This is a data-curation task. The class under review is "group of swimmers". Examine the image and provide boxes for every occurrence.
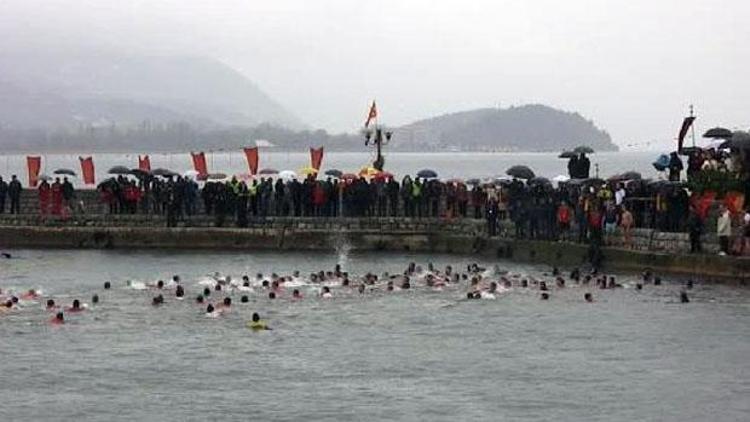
[1,262,694,328]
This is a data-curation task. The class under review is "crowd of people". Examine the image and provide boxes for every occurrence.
[0,260,694,327]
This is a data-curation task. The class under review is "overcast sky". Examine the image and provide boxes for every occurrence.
[1,0,748,148]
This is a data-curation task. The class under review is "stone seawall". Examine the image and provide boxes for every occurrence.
[0,218,745,283]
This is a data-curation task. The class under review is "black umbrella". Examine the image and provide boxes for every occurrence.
[573,145,594,154]
[129,168,151,178]
[506,165,535,179]
[721,131,750,149]
[703,127,733,139]
[528,177,551,186]
[97,177,117,189]
[558,151,577,159]
[200,172,227,181]
[582,177,605,187]
[151,168,178,177]
[324,169,343,178]
[108,165,131,175]
[609,171,642,181]
[417,169,438,179]
[53,168,76,176]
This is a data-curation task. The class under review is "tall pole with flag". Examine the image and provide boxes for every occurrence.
[363,100,392,171]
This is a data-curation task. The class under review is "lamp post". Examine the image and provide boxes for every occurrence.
[364,127,392,171]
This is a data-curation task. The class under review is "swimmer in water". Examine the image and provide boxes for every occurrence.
[635,283,643,290]
[539,281,548,291]
[50,312,64,325]
[92,294,99,305]
[584,293,593,302]
[358,284,365,294]
[104,281,111,289]
[541,292,550,300]
[46,299,56,310]
[269,292,276,300]
[22,289,39,300]
[196,295,204,304]
[247,312,271,330]
[175,285,185,298]
[401,277,410,290]
[67,299,84,312]
[321,286,333,299]
[152,295,164,306]
[241,295,249,303]
[203,287,211,297]
[292,289,302,300]
[386,281,394,291]
[223,297,232,308]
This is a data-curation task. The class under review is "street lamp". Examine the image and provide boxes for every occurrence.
[363,127,393,171]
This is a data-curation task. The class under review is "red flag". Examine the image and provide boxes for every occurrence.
[191,152,208,176]
[79,156,95,185]
[364,100,377,128]
[677,116,695,152]
[26,156,41,187]
[138,155,151,171]
[243,147,259,175]
[691,191,716,220]
[724,191,745,215]
[310,147,324,170]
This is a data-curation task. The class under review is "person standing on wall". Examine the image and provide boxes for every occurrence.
[0,176,7,213]
[717,204,732,256]
[8,175,21,214]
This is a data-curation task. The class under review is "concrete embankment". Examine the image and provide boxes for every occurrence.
[0,218,745,283]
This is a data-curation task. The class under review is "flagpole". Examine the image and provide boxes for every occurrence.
[689,104,696,148]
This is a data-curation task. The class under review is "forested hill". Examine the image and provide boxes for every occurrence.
[394,104,618,151]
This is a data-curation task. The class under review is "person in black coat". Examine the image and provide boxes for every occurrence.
[0,176,7,213]
[8,175,22,214]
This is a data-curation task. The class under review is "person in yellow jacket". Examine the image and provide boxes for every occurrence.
[247,312,271,331]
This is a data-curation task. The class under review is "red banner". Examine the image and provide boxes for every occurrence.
[27,156,41,187]
[138,155,151,171]
[79,156,95,185]
[310,147,324,170]
[191,151,208,176]
[244,147,259,175]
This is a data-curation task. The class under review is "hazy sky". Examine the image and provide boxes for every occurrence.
[1,0,748,148]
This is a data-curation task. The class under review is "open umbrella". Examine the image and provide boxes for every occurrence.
[558,151,577,159]
[108,165,131,175]
[203,173,227,181]
[609,171,642,181]
[324,169,343,178]
[129,168,151,179]
[466,178,481,186]
[299,167,319,177]
[53,168,76,176]
[258,168,278,175]
[152,168,178,177]
[528,177,551,187]
[573,145,594,154]
[38,174,52,182]
[720,131,750,149]
[417,169,438,179]
[703,127,733,139]
[506,165,535,179]
[279,170,297,180]
[652,154,670,171]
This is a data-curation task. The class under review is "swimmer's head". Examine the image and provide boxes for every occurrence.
[196,295,204,304]
[541,293,550,300]
[358,284,365,294]
[92,294,99,304]
[5,300,11,308]
[680,291,690,303]
[252,312,260,322]
[292,289,301,298]
[172,275,180,283]
[269,292,276,299]
[243,281,250,287]
[46,299,55,308]
[104,281,111,289]
[322,286,330,294]
[636,283,643,290]
[157,280,164,289]
[56,312,64,321]
[584,293,593,302]
[72,299,80,309]
[206,304,215,313]
[215,284,222,291]
[223,297,231,307]
[203,287,211,296]
[241,295,249,303]
[262,280,270,288]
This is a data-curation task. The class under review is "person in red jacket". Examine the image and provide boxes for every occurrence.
[556,201,572,241]
[587,204,604,246]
